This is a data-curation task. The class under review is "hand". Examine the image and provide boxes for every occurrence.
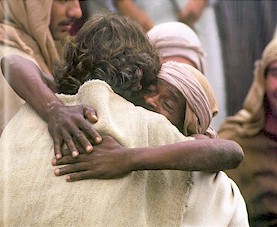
[52,136,133,181]
[178,0,207,27]
[47,102,102,159]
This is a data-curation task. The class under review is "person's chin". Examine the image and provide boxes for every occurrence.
[53,31,71,41]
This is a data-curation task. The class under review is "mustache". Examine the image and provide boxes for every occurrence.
[58,19,76,26]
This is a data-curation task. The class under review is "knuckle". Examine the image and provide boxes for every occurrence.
[64,136,72,143]
[76,132,83,139]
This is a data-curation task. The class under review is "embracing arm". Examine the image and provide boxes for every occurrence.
[53,136,244,181]
[1,55,58,121]
[1,55,102,158]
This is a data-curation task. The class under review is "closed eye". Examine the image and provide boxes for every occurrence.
[163,99,175,113]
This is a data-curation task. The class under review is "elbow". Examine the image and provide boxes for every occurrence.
[229,140,244,169]
[1,56,9,76]
[1,55,19,78]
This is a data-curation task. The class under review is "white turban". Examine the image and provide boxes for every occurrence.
[148,22,206,74]
[158,61,218,137]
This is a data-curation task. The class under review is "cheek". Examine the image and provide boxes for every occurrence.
[158,109,170,121]
[265,78,277,113]
[161,110,180,128]
[265,77,277,96]
[50,9,58,33]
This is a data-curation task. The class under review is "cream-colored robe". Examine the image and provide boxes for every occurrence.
[0,0,59,134]
[0,80,248,226]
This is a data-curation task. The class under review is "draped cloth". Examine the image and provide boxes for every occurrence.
[158,61,218,137]
[218,38,277,137]
[147,22,206,74]
[0,0,59,73]
[0,0,59,134]
[0,80,192,226]
[218,39,277,226]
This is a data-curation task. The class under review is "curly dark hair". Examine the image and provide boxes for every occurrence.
[54,12,161,102]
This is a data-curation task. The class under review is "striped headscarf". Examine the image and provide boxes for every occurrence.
[148,22,206,74]
[158,61,218,137]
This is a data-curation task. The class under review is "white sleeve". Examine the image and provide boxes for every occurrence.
[182,171,249,227]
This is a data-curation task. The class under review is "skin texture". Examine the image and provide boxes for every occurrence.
[141,79,186,132]
[50,0,82,40]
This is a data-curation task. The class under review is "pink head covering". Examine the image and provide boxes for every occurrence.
[158,61,218,137]
[147,22,206,74]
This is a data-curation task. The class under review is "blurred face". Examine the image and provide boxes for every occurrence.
[141,79,186,131]
[265,60,277,117]
[50,0,82,40]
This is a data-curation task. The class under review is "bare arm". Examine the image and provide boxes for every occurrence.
[114,0,154,31]
[178,0,207,27]
[1,55,102,158]
[53,136,244,181]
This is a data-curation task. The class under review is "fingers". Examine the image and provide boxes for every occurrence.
[61,128,79,158]
[83,105,98,123]
[66,171,99,182]
[53,136,63,159]
[82,105,102,145]
[72,128,93,153]
[80,123,102,145]
[54,162,89,176]
[52,154,87,166]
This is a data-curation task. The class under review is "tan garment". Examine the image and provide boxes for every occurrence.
[0,0,59,73]
[0,80,248,226]
[158,62,218,137]
[218,38,277,226]
[218,38,277,138]
[0,0,59,134]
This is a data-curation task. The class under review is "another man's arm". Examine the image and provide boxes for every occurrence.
[114,0,154,31]
[1,55,102,158]
[53,136,244,181]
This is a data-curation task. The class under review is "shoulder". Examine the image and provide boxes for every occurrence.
[0,45,39,67]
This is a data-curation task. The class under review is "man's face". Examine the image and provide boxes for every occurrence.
[50,0,82,40]
[141,79,186,131]
[265,60,277,117]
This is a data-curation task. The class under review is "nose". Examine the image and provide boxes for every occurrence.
[143,95,158,111]
[67,0,82,20]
